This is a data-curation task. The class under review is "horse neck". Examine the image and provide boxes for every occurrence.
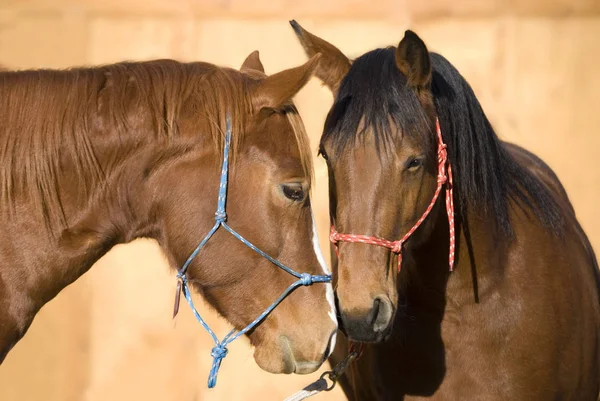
[0,110,210,360]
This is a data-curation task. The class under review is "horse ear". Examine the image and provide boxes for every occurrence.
[241,50,265,73]
[395,30,431,88]
[290,20,350,95]
[252,53,321,111]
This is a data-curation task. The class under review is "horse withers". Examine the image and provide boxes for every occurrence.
[292,20,600,400]
[0,50,337,383]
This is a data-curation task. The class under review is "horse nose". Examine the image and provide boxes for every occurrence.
[340,295,394,342]
[368,296,393,333]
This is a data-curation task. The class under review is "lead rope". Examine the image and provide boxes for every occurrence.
[283,348,360,401]
[173,114,332,388]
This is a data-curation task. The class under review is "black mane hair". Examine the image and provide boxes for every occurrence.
[322,47,432,157]
[322,47,563,236]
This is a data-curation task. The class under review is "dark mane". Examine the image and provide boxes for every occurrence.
[322,48,432,157]
[322,47,563,235]
[0,60,312,231]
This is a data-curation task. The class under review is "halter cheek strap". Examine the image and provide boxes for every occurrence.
[173,114,332,388]
[330,118,455,272]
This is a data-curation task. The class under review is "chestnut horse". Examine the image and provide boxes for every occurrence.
[0,51,338,384]
[291,21,600,400]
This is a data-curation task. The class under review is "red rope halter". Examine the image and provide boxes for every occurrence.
[330,118,455,272]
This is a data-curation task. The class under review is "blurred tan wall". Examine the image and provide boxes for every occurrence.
[0,1,598,400]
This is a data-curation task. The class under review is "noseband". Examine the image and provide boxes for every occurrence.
[330,118,455,272]
[173,115,332,388]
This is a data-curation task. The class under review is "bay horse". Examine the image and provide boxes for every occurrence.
[291,21,600,400]
[0,50,338,385]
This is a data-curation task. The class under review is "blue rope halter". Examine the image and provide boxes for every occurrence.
[173,114,332,388]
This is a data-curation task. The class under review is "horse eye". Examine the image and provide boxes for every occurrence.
[407,158,422,170]
[281,184,306,202]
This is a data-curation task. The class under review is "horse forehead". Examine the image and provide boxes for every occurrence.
[331,139,386,176]
[246,136,305,177]
[250,113,297,147]
[349,146,379,169]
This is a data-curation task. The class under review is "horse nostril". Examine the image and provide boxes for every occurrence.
[338,296,395,342]
[371,296,393,333]
[367,298,381,327]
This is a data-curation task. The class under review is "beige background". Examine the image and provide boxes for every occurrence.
[0,0,598,400]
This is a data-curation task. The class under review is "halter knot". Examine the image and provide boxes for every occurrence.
[214,211,227,222]
[211,345,229,359]
[437,143,448,162]
[329,228,339,244]
[207,345,229,388]
[390,241,403,254]
[300,273,313,286]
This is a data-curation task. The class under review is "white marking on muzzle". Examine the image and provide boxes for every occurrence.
[311,212,337,357]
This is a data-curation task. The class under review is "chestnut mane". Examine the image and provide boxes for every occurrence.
[0,60,313,230]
